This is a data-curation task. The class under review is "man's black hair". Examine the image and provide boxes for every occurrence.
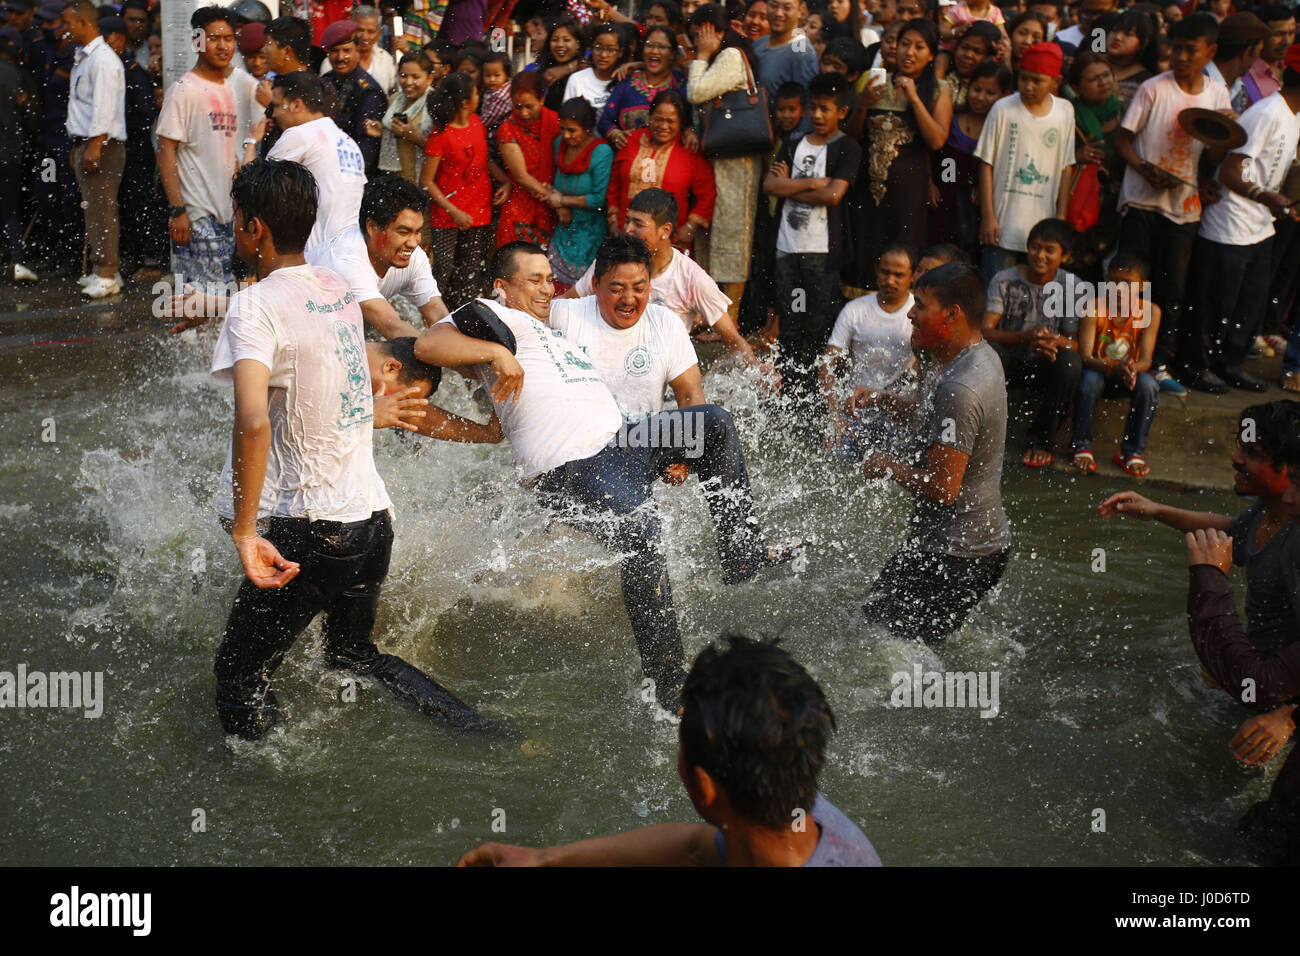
[1027,217,1075,253]
[679,635,834,830]
[913,261,985,323]
[824,35,870,74]
[266,15,311,64]
[1107,249,1148,278]
[360,174,428,234]
[808,69,850,107]
[273,70,334,115]
[774,80,808,104]
[1170,11,1219,44]
[380,337,442,392]
[919,243,971,268]
[231,159,318,254]
[490,240,547,284]
[191,4,233,31]
[592,233,652,284]
[1255,3,1297,27]
[879,242,917,270]
[1239,400,1300,468]
[627,187,678,229]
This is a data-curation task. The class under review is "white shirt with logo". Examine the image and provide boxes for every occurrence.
[210,264,392,522]
[548,297,698,422]
[268,116,367,253]
[307,226,441,308]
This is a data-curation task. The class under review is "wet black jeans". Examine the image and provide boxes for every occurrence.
[214,510,485,738]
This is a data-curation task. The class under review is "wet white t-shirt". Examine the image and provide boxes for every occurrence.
[307,227,441,308]
[827,292,916,390]
[268,117,367,253]
[572,248,732,330]
[155,71,239,224]
[1201,92,1300,245]
[440,300,622,479]
[210,264,392,523]
[1118,71,1230,224]
[548,297,698,421]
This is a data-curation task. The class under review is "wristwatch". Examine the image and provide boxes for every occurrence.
[168,204,186,218]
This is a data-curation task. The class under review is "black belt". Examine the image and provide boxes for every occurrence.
[267,510,388,533]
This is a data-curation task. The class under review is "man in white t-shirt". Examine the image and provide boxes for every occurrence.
[307,174,449,340]
[414,241,800,712]
[1185,60,1300,392]
[564,188,780,388]
[156,6,239,291]
[256,71,367,255]
[819,244,917,458]
[1113,14,1232,395]
[211,158,488,740]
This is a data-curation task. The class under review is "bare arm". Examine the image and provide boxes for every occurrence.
[414,322,525,404]
[501,141,552,199]
[359,298,423,340]
[457,823,724,867]
[668,365,706,409]
[419,296,450,326]
[1055,163,1075,219]
[1097,490,1231,531]
[867,442,970,505]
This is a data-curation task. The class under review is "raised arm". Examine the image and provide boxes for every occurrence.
[457,823,723,867]
[414,321,525,403]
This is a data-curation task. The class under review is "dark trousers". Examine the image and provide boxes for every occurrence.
[1183,235,1274,373]
[214,510,485,738]
[0,159,24,264]
[118,144,167,268]
[535,405,768,711]
[430,225,494,311]
[1114,208,1198,368]
[864,544,1010,643]
[999,347,1083,452]
[773,251,844,367]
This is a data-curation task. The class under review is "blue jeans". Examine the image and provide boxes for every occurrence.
[534,405,768,710]
[1072,369,1159,457]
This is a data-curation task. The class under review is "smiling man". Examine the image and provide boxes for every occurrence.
[319,19,386,177]
[307,174,449,340]
[854,262,1012,644]
[320,5,396,94]
[156,5,239,293]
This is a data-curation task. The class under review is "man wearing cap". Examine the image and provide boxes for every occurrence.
[320,19,386,177]
[64,0,126,299]
[229,22,267,149]
[1207,13,1270,115]
[1185,43,1300,393]
[0,22,37,282]
[156,5,239,293]
[101,14,164,280]
[320,5,395,95]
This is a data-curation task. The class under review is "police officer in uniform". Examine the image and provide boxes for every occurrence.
[27,0,81,274]
[319,20,385,177]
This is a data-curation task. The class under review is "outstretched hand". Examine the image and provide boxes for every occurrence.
[456,841,544,866]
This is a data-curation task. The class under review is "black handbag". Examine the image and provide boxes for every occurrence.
[700,53,773,159]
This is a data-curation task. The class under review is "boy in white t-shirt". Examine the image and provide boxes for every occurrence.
[211,159,488,740]
[156,6,240,293]
[820,244,917,458]
[1112,13,1231,395]
[974,41,1076,284]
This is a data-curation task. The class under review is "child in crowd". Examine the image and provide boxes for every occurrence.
[938,20,1001,105]
[821,35,871,110]
[454,44,486,87]
[763,71,862,380]
[975,41,1076,284]
[982,217,1083,467]
[941,0,1007,50]
[479,50,515,137]
[1106,8,1159,104]
[821,244,918,457]
[1071,252,1161,476]
[935,60,1013,254]
[1112,13,1229,396]
[420,72,494,310]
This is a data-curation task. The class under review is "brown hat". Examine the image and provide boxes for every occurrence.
[237,22,265,55]
[1216,12,1270,49]
[320,20,358,50]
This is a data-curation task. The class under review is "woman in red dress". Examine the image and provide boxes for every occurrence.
[493,71,562,247]
[606,89,715,251]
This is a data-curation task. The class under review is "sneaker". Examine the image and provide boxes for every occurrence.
[1153,366,1187,396]
[78,271,122,288]
[81,274,122,298]
[12,263,37,282]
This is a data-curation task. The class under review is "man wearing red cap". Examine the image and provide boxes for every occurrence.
[320,5,395,95]
[320,19,387,178]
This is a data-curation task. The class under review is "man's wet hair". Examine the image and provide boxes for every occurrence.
[360,173,428,234]
[231,159,318,254]
[490,240,547,284]
[1106,250,1148,278]
[1239,400,1300,468]
[191,4,233,31]
[378,337,442,392]
[274,71,336,116]
[1170,11,1219,44]
[775,80,808,105]
[627,187,678,229]
[1027,217,1075,253]
[266,15,311,63]
[808,70,851,107]
[592,233,652,284]
[913,262,985,322]
[679,635,834,830]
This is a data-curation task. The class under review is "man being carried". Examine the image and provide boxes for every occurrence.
[458,634,883,866]
[414,242,797,711]
[564,188,779,388]
[210,158,488,739]
[856,262,1013,643]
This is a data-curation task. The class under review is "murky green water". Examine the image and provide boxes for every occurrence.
[0,322,1274,865]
